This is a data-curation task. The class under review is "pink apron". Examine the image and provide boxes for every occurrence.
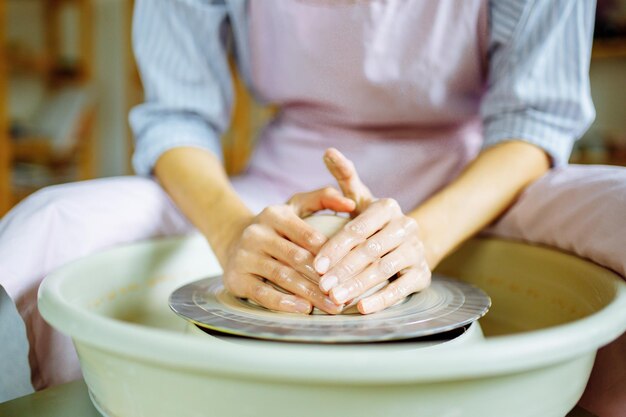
[238,0,488,213]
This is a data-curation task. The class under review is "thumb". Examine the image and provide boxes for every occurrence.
[323,148,373,212]
[287,187,356,218]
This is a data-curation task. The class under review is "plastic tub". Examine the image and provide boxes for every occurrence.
[38,235,626,417]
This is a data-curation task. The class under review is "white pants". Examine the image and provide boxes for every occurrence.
[0,165,625,415]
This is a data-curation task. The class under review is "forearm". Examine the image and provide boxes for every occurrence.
[154,147,253,265]
[410,141,550,268]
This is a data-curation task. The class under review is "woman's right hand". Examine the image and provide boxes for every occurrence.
[222,187,356,315]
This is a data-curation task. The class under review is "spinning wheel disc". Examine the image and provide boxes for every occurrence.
[169,275,491,343]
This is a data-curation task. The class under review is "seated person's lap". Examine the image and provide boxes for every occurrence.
[0,165,624,412]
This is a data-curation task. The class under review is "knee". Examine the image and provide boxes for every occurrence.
[560,164,626,187]
[15,184,82,219]
[577,165,626,208]
[534,165,626,204]
[11,177,155,219]
[4,178,132,229]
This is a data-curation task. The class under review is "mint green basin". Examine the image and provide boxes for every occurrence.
[38,234,626,417]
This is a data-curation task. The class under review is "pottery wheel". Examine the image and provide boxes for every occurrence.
[169,274,490,343]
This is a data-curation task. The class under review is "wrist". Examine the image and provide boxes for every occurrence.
[206,209,254,266]
[409,206,448,270]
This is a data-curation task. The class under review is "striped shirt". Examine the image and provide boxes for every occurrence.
[130,0,596,175]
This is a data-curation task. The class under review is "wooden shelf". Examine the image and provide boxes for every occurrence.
[12,138,54,162]
[592,38,626,59]
[0,0,10,214]
[1,0,95,214]
[6,52,50,77]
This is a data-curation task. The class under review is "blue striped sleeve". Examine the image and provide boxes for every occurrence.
[481,0,596,166]
[129,0,233,175]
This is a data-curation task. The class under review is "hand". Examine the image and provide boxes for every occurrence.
[223,187,355,314]
[316,148,432,314]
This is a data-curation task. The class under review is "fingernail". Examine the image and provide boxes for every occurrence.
[294,300,312,314]
[331,287,349,304]
[359,298,382,314]
[320,275,338,292]
[315,257,330,274]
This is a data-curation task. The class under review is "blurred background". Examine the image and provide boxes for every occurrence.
[0,0,625,216]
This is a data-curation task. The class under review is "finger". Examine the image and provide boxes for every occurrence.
[314,198,401,274]
[243,276,313,314]
[329,241,417,304]
[249,254,344,314]
[319,216,419,292]
[259,206,326,254]
[288,187,356,218]
[260,229,320,283]
[323,148,373,208]
[357,267,432,314]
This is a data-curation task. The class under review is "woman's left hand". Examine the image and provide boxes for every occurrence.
[314,148,432,314]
